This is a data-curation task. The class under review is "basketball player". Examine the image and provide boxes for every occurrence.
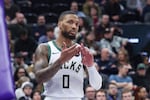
[34,11,102,100]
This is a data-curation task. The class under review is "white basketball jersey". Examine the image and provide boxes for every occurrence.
[43,40,84,98]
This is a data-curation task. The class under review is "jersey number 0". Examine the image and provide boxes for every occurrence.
[63,75,69,88]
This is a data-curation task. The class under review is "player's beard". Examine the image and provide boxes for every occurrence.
[62,31,76,40]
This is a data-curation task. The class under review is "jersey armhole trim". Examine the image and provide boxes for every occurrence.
[47,43,51,62]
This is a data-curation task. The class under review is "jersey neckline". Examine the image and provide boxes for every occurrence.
[52,40,61,51]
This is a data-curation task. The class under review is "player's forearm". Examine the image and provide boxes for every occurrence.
[87,66,102,90]
[35,59,62,84]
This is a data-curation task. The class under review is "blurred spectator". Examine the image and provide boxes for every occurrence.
[132,52,149,70]
[95,0,107,6]
[95,14,111,41]
[31,90,42,100]
[15,76,30,99]
[106,82,121,100]
[130,63,150,92]
[83,85,96,100]
[13,52,29,71]
[83,0,102,17]
[146,58,150,78]
[112,26,124,36]
[9,12,31,40]
[121,89,134,100]
[100,73,109,89]
[109,63,133,91]
[76,17,91,44]
[95,48,117,76]
[16,76,30,89]
[14,0,32,7]
[133,86,149,100]
[7,27,15,57]
[4,0,20,21]
[103,0,122,22]
[126,0,146,22]
[117,49,131,67]
[19,81,33,100]
[140,52,150,69]
[126,0,146,9]
[14,67,30,88]
[70,1,86,18]
[143,0,150,22]
[14,28,37,64]
[98,27,128,58]
[96,89,107,100]
[32,15,47,41]
[87,5,101,28]
[80,30,99,56]
[143,40,150,56]
[38,26,55,44]
[117,48,134,74]
[11,12,26,24]
[126,0,146,16]
[99,27,128,58]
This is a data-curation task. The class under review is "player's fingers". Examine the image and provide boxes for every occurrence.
[62,44,77,55]
[62,42,67,50]
[82,56,87,64]
[80,43,86,55]
[85,47,90,54]
[67,44,77,51]
[80,43,85,51]
[80,43,84,48]
[68,45,81,56]
[82,47,90,57]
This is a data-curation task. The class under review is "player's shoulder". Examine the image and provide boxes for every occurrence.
[38,43,48,48]
[36,42,51,53]
[38,40,54,47]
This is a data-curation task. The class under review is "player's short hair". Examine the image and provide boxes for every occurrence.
[58,10,77,22]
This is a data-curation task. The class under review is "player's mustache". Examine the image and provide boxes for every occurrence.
[69,30,76,33]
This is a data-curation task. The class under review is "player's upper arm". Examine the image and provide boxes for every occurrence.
[34,43,49,74]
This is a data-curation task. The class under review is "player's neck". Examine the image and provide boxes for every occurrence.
[56,37,74,49]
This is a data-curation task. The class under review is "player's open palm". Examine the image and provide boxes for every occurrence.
[59,42,81,64]
[81,44,94,67]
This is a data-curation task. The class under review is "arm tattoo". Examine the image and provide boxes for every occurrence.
[34,44,62,84]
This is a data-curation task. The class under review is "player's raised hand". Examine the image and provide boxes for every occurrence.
[81,43,94,67]
[59,42,81,64]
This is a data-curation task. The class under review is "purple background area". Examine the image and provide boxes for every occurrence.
[0,0,15,100]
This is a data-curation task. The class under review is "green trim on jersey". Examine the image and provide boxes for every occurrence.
[47,43,51,61]
[52,40,61,51]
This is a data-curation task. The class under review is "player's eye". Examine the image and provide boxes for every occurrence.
[76,22,79,27]
[67,20,73,24]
